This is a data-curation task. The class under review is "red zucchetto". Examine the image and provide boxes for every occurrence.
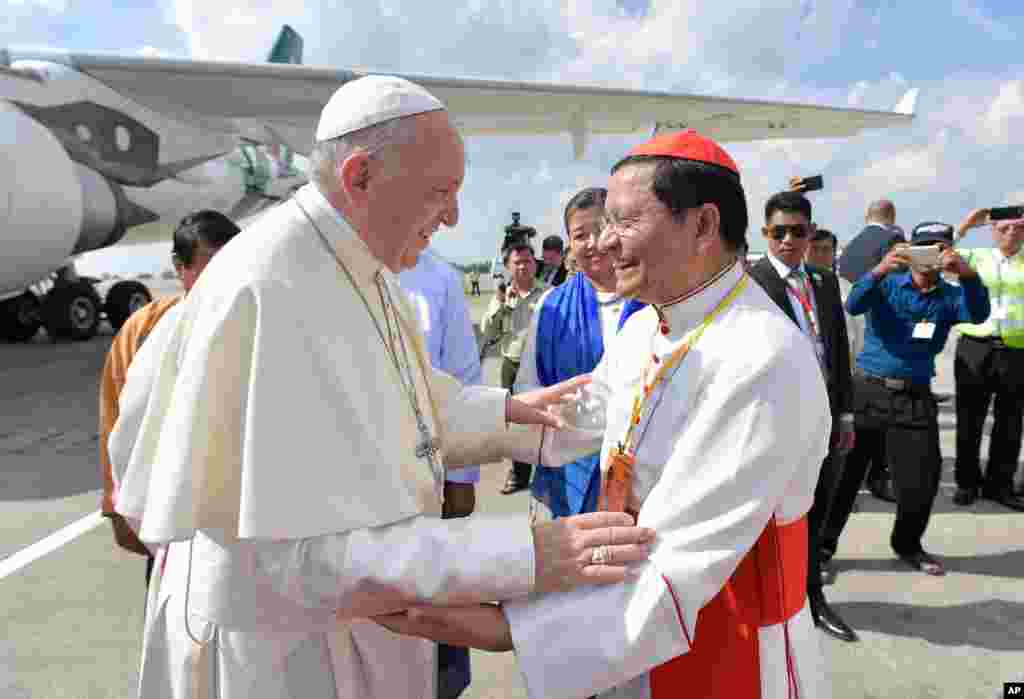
[626,129,739,176]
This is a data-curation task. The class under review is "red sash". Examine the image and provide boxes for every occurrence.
[650,515,807,699]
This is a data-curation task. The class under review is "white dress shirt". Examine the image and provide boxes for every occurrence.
[766,253,824,360]
[399,249,483,483]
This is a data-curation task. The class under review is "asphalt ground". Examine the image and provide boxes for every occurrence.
[1,287,1022,698]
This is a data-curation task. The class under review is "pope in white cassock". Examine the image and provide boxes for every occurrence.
[107,76,656,699]
[378,131,834,699]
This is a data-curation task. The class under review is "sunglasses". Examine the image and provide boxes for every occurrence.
[767,224,813,240]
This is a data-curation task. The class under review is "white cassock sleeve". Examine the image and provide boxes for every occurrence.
[502,341,832,699]
[250,514,536,620]
[243,360,542,621]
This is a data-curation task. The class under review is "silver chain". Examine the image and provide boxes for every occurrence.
[294,198,444,491]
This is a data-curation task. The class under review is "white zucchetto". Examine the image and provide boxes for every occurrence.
[315,75,446,142]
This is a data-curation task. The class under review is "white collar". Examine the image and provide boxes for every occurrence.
[766,251,805,281]
[655,260,743,341]
[296,184,386,287]
[992,247,1022,264]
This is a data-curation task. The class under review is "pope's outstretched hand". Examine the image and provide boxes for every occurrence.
[507,374,591,430]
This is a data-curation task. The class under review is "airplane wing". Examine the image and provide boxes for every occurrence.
[21,50,916,159]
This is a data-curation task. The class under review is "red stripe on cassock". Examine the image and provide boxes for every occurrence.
[649,516,807,699]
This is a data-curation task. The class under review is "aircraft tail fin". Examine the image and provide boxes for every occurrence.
[265,26,303,176]
[895,88,918,116]
[267,25,303,65]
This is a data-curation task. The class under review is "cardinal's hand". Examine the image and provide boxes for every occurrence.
[374,604,513,652]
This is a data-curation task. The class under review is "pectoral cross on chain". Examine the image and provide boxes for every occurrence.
[415,432,441,463]
[415,422,444,500]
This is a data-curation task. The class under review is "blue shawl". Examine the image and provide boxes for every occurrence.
[532,272,645,517]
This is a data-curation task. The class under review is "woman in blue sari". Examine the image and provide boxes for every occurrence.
[514,187,644,518]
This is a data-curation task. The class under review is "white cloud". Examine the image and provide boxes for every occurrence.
[142,0,1024,259]
[981,80,1024,146]
[845,131,949,197]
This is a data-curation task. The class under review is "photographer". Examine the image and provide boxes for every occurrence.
[951,209,1024,511]
[480,242,547,494]
[820,223,990,576]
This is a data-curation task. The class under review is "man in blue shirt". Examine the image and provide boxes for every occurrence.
[821,222,990,576]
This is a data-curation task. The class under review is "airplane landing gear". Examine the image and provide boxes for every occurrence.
[0,291,43,342]
[104,280,152,332]
[43,279,102,341]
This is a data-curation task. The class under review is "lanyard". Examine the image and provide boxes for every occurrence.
[601,270,748,514]
[620,272,749,457]
[785,272,819,340]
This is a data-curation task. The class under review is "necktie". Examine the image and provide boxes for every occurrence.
[787,269,825,367]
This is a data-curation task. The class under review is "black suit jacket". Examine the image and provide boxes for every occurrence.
[749,257,854,420]
[836,223,905,283]
[537,262,568,286]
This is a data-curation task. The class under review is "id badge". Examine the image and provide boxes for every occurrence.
[912,321,936,340]
[599,448,635,514]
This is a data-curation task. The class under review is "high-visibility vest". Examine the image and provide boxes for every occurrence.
[959,247,1024,348]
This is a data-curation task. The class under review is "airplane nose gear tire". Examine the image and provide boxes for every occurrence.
[0,291,43,342]
[104,280,153,331]
[43,281,102,341]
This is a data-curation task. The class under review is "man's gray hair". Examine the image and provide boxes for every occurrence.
[309,115,421,195]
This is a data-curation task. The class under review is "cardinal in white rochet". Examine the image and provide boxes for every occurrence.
[107,76,655,699]
[377,131,834,699]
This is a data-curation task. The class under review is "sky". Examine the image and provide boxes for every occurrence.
[4,0,1024,274]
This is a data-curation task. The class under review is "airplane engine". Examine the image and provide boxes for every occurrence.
[0,101,156,298]
[1,101,158,341]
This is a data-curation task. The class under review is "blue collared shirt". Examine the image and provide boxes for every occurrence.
[398,249,483,483]
[846,270,990,382]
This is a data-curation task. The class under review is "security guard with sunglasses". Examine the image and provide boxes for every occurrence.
[751,190,857,642]
[822,222,989,577]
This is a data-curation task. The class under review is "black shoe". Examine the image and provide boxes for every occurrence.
[819,560,837,586]
[952,487,978,506]
[982,489,1024,512]
[867,478,897,503]
[500,472,529,495]
[898,550,946,576]
[809,589,858,642]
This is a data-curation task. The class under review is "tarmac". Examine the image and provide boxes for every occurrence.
[1,285,1022,699]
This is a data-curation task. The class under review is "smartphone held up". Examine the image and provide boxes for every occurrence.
[989,205,1024,221]
[794,175,824,192]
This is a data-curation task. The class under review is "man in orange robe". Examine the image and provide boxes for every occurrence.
[98,210,240,582]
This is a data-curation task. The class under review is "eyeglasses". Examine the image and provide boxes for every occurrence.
[767,224,813,240]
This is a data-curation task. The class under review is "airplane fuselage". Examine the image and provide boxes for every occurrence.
[1,53,300,301]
